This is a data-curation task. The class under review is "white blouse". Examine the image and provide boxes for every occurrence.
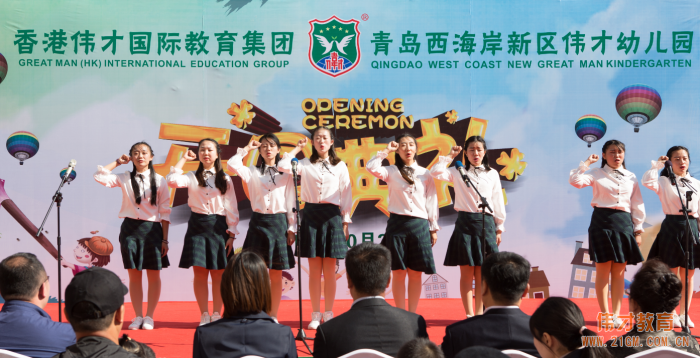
[165,167,240,235]
[366,151,440,231]
[227,148,297,232]
[94,167,171,223]
[430,156,506,233]
[277,153,353,223]
[569,162,646,232]
[642,160,700,219]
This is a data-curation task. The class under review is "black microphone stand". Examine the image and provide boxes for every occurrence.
[36,169,72,322]
[292,164,313,354]
[460,167,493,269]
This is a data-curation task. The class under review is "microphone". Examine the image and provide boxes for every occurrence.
[291,158,298,174]
[665,160,677,186]
[687,190,693,203]
[62,159,77,179]
[455,161,470,188]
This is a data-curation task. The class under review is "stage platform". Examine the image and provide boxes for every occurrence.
[30,299,700,357]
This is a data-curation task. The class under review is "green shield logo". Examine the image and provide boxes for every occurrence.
[308,16,361,77]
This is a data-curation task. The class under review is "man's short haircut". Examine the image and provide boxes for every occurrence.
[397,338,444,358]
[345,243,392,296]
[65,301,116,333]
[0,252,46,301]
[481,251,530,304]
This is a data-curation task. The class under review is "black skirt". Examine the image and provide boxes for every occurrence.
[588,207,643,265]
[298,203,348,259]
[178,213,229,270]
[380,214,436,274]
[648,215,700,269]
[119,218,170,270]
[242,212,296,270]
[444,212,498,267]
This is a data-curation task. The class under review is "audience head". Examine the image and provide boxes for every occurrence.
[119,334,156,358]
[481,251,530,306]
[628,258,682,315]
[397,338,444,358]
[454,346,508,358]
[345,243,392,298]
[530,297,611,358]
[221,251,271,317]
[64,267,128,343]
[0,252,50,308]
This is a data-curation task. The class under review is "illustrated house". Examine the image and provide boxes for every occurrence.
[423,273,449,299]
[568,241,597,298]
[527,266,550,299]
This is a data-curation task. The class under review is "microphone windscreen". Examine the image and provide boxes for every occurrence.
[455,161,464,168]
[69,159,77,167]
[291,158,299,163]
[665,160,673,169]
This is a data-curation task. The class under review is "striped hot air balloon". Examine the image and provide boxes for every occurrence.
[6,131,39,165]
[0,52,7,85]
[575,115,607,148]
[59,167,77,183]
[615,84,662,133]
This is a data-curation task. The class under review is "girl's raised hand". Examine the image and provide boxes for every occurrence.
[386,141,399,153]
[117,154,130,165]
[297,137,309,150]
[246,140,262,151]
[585,154,599,166]
[449,146,463,159]
[183,150,197,161]
[658,155,669,163]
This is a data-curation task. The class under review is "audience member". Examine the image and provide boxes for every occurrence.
[441,251,539,358]
[607,259,700,357]
[454,346,508,358]
[313,243,429,358]
[118,335,155,358]
[530,297,611,358]
[53,267,137,358]
[398,338,444,358]
[192,251,297,358]
[0,253,75,358]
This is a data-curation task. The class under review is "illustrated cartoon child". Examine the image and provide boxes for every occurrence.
[61,236,113,275]
[281,271,295,300]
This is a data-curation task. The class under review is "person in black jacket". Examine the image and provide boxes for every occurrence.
[441,251,539,358]
[192,251,297,358]
[313,243,429,358]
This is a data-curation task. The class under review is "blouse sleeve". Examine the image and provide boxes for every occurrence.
[278,152,304,175]
[630,176,646,233]
[285,173,298,233]
[641,160,665,193]
[93,165,121,188]
[366,151,390,182]
[165,167,191,189]
[491,171,506,233]
[425,174,440,232]
[227,148,253,183]
[569,161,594,189]
[338,162,353,224]
[430,155,455,182]
[224,177,240,235]
[157,177,172,222]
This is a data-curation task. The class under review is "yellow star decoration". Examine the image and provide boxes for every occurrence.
[327,27,330,31]
[227,99,256,129]
[496,148,527,180]
[445,110,458,124]
[333,25,336,29]
[346,30,349,33]
[320,30,323,33]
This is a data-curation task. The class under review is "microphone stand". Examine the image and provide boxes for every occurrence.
[36,170,72,322]
[292,164,312,354]
[460,168,493,268]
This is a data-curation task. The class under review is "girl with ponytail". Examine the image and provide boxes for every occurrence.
[94,141,171,330]
[366,133,440,313]
[166,138,239,326]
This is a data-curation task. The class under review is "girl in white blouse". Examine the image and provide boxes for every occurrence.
[569,139,645,328]
[366,134,439,313]
[643,146,699,328]
[430,135,505,317]
[278,126,352,329]
[228,133,296,321]
[94,141,171,331]
[167,138,238,326]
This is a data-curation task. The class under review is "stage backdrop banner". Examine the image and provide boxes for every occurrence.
[1,0,699,303]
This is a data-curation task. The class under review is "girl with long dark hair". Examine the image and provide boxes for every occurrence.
[366,134,439,312]
[94,141,171,330]
[228,133,296,321]
[167,138,239,326]
[642,145,700,327]
[569,139,645,328]
[278,126,352,329]
[430,135,504,317]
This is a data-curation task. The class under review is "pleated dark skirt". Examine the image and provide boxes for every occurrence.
[444,212,498,267]
[243,212,296,270]
[178,213,229,270]
[119,218,170,270]
[588,207,643,265]
[648,215,700,269]
[298,203,347,259]
[380,213,436,274]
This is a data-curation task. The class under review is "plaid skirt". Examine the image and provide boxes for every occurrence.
[588,207,643,265]
[242,212,295,270]
[380,214,436,274]
[178,213,228,270]
[648,215,700,269]
[298,203,348,259]
[444,212,498,267]
[119,218,170,270]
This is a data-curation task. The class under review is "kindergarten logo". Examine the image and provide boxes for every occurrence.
[308,16,360,77]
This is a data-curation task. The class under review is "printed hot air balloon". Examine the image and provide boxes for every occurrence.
[0,52,7,85]
[575,115,607,148]
[6,131,39,165]
[59,167,77,183]
[615,84,662,133]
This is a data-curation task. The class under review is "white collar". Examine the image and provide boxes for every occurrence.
[603,165,627,176]
[351,296,385,307]
[483,305,520,314]
[134,169,151,176]
[204,168,216,174]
